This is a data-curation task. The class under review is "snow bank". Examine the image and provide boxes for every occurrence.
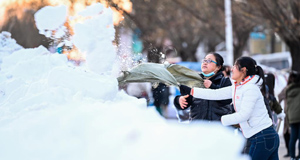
[0,3,248,160]
[0,31,23,53]
[0,31,23,68]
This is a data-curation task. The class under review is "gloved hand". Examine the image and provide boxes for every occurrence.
[277,112,285,119]
[179,85,192,95]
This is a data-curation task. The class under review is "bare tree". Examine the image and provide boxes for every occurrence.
[249,0,300,72]
[231,1,262,60]
[111,0,224,61]
[122,0,207,61]
[173,0,262,61]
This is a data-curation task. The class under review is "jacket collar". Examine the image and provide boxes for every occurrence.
[234,75,260,86]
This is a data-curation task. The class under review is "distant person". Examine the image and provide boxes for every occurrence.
[152,83,170,116]
[286,71,300,160]
[186,57,279,160]
[265,73,284,129]
[147,46,171,117]
[174,53,232,121]
[278,85,291,158]
[223,65,231,78]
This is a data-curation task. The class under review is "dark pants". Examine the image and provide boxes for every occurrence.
[284,131,290,155]
[289,122,300,158]
[248,126,279,160]
[243,138,251,154]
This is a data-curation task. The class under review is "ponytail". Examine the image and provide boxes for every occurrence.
[256,65,266,97]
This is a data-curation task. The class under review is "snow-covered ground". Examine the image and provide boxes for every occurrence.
[0,3,248,160]
[0,31,23,69]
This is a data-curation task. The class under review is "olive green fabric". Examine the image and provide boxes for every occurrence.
[117,63,179,87]
[164,63,204,88]
[117,63,204,88]
[269,98,282,114]
[286,83,300,124]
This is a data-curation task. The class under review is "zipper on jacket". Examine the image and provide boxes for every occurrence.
[233,85,244,134]
[208,101,210,120]
[233,86,237,112]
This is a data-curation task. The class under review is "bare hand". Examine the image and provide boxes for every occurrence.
[179,95,190,109]
[203,80,212,88]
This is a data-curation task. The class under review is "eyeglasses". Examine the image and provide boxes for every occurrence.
[202,59,217,64]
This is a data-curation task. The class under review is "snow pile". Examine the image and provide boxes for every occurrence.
[0,31,23,52]
[73,4,116,74]
[0,3,248,160]
[0,31,23,67]
[34,5,68,39]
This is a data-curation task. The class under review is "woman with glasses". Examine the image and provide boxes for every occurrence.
[173,52,233,121]
[186,57,279,160]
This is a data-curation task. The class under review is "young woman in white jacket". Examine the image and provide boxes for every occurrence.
[179,57,279,160]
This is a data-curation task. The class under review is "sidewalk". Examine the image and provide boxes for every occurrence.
[277,119,299,160]
[279,134,299,160]
[279,134,289,160]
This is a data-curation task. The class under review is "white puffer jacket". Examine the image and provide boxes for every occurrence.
[191,75,272,138]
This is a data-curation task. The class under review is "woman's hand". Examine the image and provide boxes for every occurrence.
[203,80,212,88]
[179,95,190,109]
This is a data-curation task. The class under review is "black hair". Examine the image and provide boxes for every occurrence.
[288,71,300,85]
[164,46,177,57]
[265,73,275,96]
[235,56,266,96]
[209,52,224,71]
[223,65,231,76]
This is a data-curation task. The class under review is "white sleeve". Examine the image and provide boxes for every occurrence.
[221,88,258,126]
[191,85,232,100]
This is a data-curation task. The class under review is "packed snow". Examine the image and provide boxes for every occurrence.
[0,3,248,160]
[0,31,23,68]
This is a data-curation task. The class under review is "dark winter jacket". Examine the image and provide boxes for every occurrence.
[174,71,233,121]
[286,83,300,124]
[153,83,169,107]
[265,85,282,114]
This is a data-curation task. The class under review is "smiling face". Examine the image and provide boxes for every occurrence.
[201,54,219,74]
[231,64,247,82]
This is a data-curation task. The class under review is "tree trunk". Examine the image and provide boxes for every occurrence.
[178,48,197,62]
[287,40,300,72]
[270,34,275,53]
[174,38,199,62]
[233,31,251,62]
[233,45,244,63]
[206,41,217,53]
